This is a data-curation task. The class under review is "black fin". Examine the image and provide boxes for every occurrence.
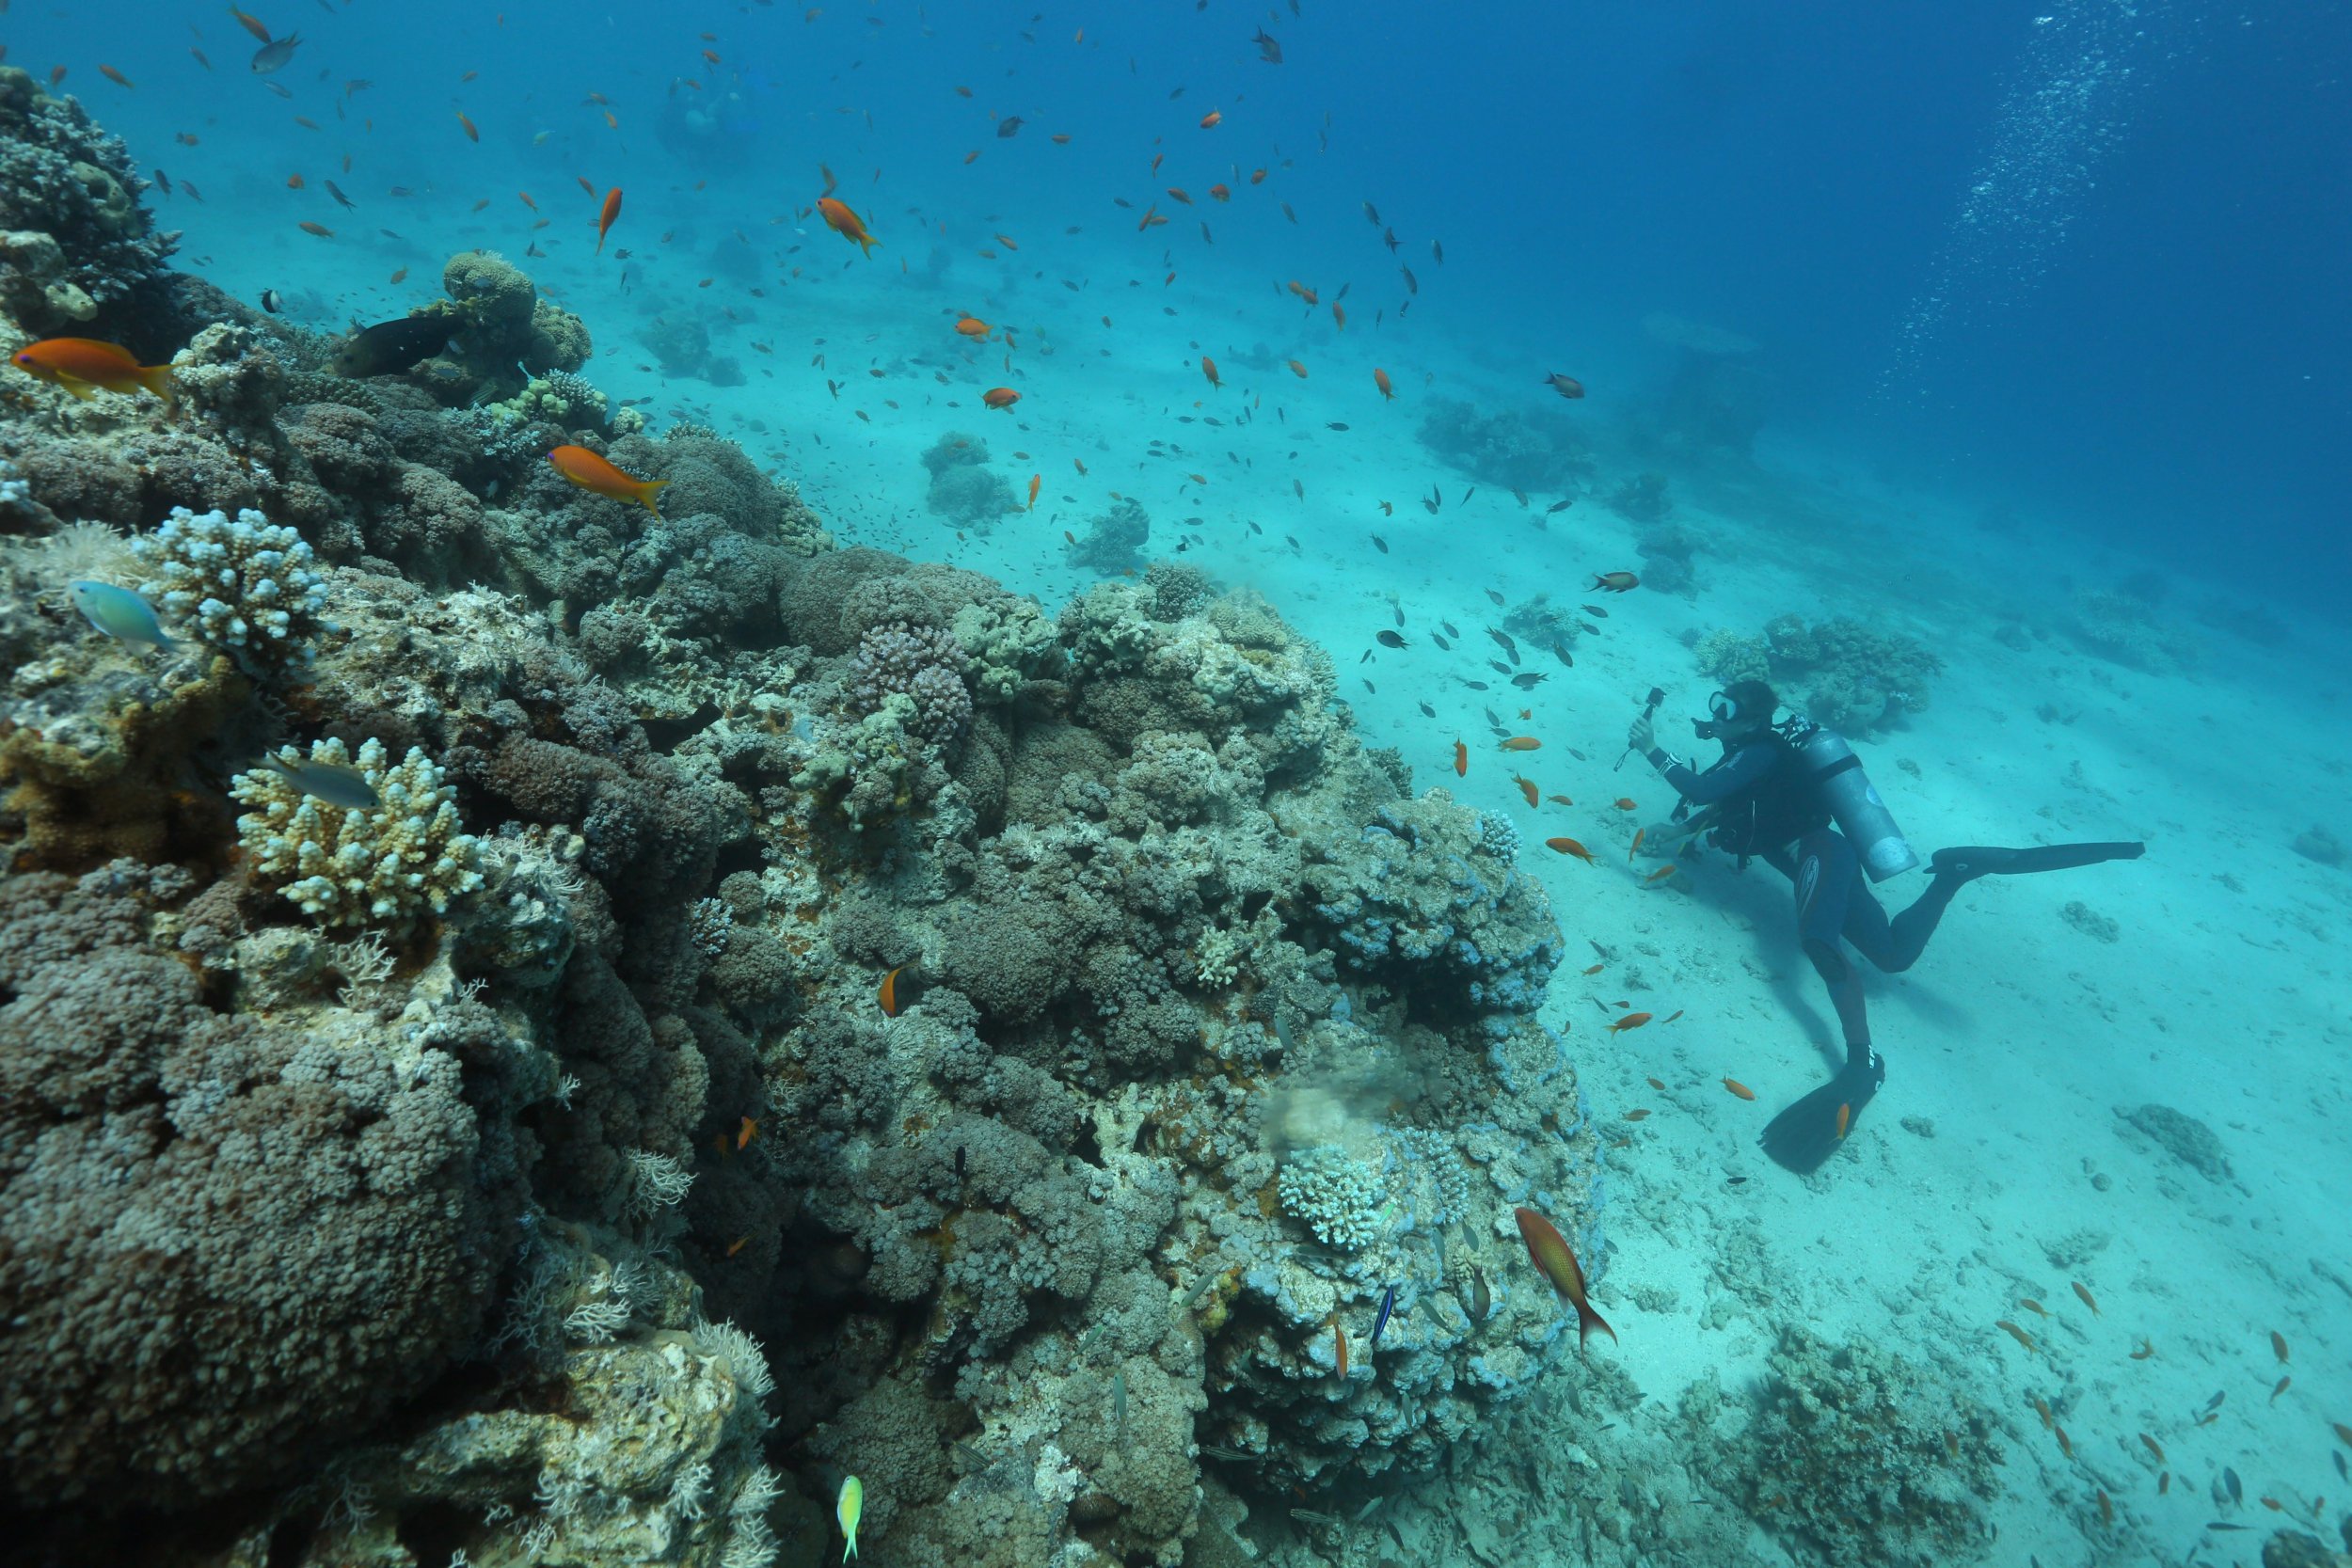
[1760,1051,1883,1176]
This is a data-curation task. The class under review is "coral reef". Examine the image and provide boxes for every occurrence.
[0,87,1619,1568]
[1606,469,1675,524]
[1695,613,1941,735]
[0,67,176,334]
[1069,495,1150,573]
[920,430,1020,531]
[2069,585,2201,673]
[1414,395,1593,493]
[1725,1326,2002,1568]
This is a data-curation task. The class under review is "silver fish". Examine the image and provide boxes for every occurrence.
[258,752,381,811]
[250,34,301,74]
[69,580,173,649]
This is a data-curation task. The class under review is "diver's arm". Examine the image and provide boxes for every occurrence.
[1645,740,1777,805]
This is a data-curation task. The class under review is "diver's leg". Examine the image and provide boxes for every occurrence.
[1790,830,1871,1049]
[1763,830,1885,1174]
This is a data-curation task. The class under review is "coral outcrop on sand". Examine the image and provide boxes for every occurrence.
[0,87,1622,1568]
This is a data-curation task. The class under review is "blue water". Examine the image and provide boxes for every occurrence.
[31,1,2347,605]
[14,1,2350,1560]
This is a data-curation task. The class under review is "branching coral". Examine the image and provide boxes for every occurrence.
[131,505,327,674]
[1277,1143,1389,1250]
[232,737,484,931]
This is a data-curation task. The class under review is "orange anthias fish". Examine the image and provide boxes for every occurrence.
[10,338,174,403]
[981,387,1021,409]
[1835,1101,1851,1140]
[548,444,666,518]
[1514,775,1538,807]
[1374,366,1394,401]
[596,186,623,253]
[1613,798,1638,811]
[1453,740,1468,777]
[455,109,479,142]
[1628,827,1645,862]
[1026,473,1041,511]
[1723,1077,1756,1101]
[954,315,992,340]
[1201,355,1221,388]
[818,195,880,255]
[1499,736,1540,752]
[2073,1281,2100,1315]
[230,6,273,43]
[1643,864,1677,884]
[1544,837,1595,864]
[1332,1319,1348,1377]
[736,1116,758,1149]
[1200,109,1222,129]
[1607,1012,1653,1033]
[1514,1207,1614,1353]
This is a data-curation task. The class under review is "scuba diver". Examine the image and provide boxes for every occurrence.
[1626,679,2144,1174]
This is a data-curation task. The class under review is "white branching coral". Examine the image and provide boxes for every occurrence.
[132,504,326,670]
[231,736,484,930]
[623,1149,694,1218]
[688,1318,777,1402]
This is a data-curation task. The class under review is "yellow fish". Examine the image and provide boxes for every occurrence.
[837,1474,862,1560]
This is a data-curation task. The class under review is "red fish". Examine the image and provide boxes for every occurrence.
[455,110,479,142]
[1514,775,1538,807]
[548,444,666,518]
[981,387,1021,410]
[1514,1207,1614,1352]
[1374,367,1394,401]
[11,338,173,403]
[1544,837,1595,863]
[596,186,622,253]
[1723,1077,1756,1101]
[1026,473,1041,511]
[1201,355,1220,388]
[1499,736,1540,752]
[1607,1012,1652,1033]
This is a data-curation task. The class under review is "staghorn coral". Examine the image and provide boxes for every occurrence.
[131,504,327,674]
[232,736,484,931]
[1277,1143,1390,1251]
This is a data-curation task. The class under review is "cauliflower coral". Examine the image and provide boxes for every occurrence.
[232,737,483,930]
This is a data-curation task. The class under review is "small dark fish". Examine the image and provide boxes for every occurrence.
[1418,702,1436,718]
[1359,649,1373,664]
[1391,604,1406,626]
[1440,621,1460,637]
[331,314,454,377]
[1401,264,1418,294]
[1485,589,1505,607]
[153,168,173,195]
[1362,679,1375,694]
[1487,659,1511,676]
[1582,605,1609,618]
[1252,27,1282,63]
[954,1144,968,1183]
[997,116,1024,137]
[250,34,300,73]
[1544,372,1585,399]
[1384,227,1399,251]
[1285,535,1301,552]
[2206,1522,2248,1531]
[1370,534,1388,554]
[1546,497,1574,515]
[1462,486,1476,505]
[1511,673,1545,689]
[1371,1284,1396,1349]
[1551,641,1575,668]
[1486,628,1516,655]
[1280,202,1296,223]
[1430,632,1450,650]
[1432,238,1444,263]
[1326,421,1349,431]
[1363,199,1381,226]
[1462,680,1489,691]
[1581,622,1602,636]
[2223,1466,2241,1503]
[1375,630,1406,649]
[259,288,284,313]
[324,179,354,210]
[258,752,380,810]
[1422,484,1440,515]
[1725,1175,1748,1185]
[1468,1266,1491,1321]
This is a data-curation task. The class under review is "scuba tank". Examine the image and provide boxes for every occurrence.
[1775,714,1919,881]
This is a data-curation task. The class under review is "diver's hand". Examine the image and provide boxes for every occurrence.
[1627,714,1656,753]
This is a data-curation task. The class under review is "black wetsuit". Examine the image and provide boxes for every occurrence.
[1655,736,1964,1053]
